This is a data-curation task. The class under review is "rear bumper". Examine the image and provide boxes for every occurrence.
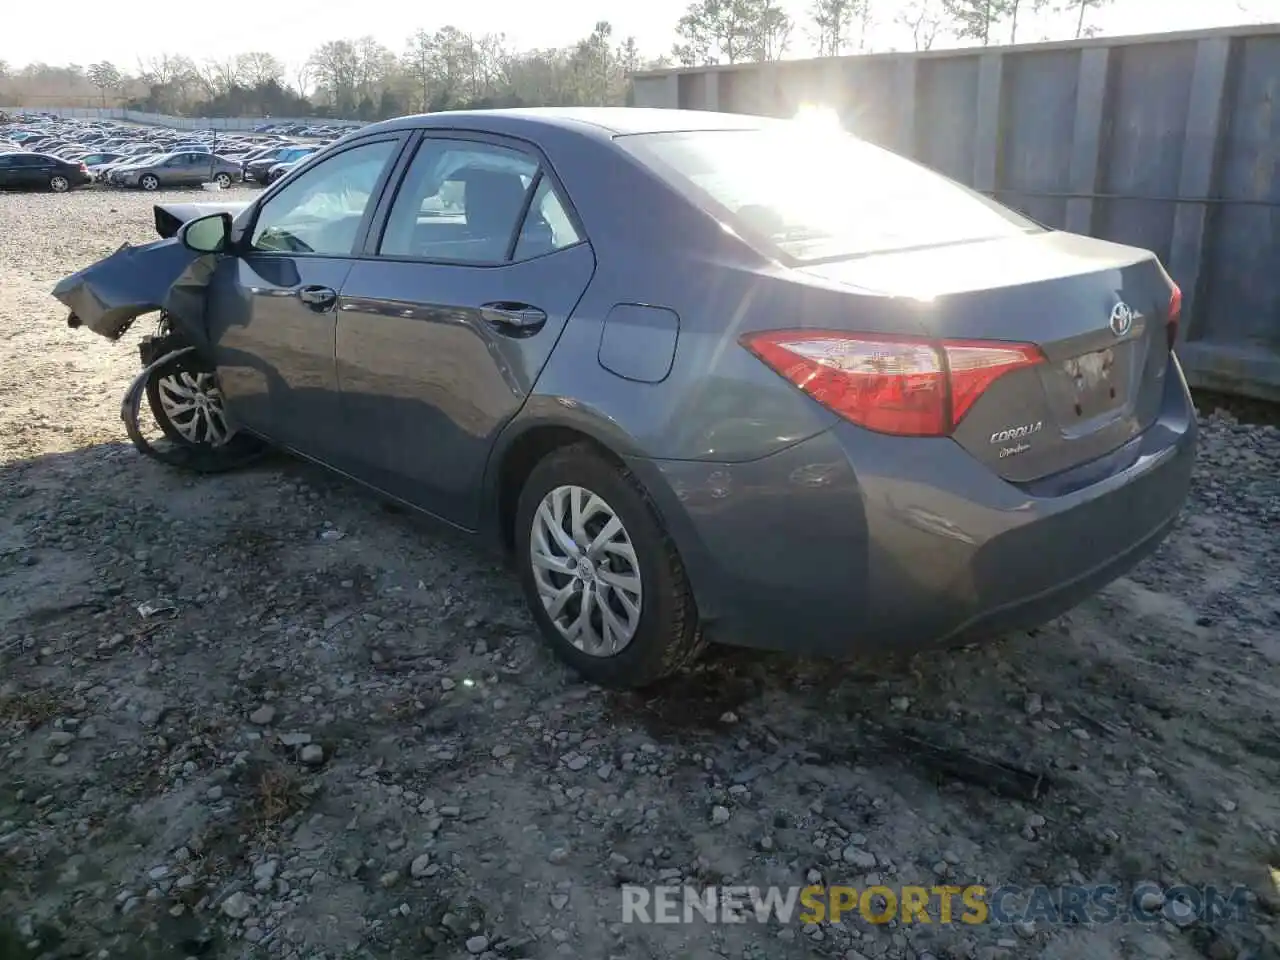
[635,356,1197,657]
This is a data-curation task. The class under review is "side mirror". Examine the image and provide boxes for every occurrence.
[178,212,232,254]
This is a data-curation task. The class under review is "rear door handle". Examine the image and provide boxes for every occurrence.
[481,301,547,333]
[297,285,338,310]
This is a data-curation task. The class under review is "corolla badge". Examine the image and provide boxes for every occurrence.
[990,421,1042,444]
[1109,301,1134,337]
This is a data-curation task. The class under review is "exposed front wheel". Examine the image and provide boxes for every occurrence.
[140,174,159,191]
[49,175,70,192]
[514,444,703,688]
[214,172,232,189]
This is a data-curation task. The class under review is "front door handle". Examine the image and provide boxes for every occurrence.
[297,285,337,311]
[481,301,547,333]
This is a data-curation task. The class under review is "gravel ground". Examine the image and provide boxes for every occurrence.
[2,186,1279,960]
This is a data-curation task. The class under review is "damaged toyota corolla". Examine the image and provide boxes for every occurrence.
[51,107,1197,689]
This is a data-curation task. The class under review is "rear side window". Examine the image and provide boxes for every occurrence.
[618,128,1040,262]
[379,137,580,264]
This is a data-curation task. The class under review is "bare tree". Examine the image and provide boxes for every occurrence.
[756,0,793,60]
[942,0,1010,45]
[1006,0,1047,42]
[87,61,122,106]
[236,52,285,88]
[1059,0,1113,38]
[810,0,861,57]
[896,0,945,50]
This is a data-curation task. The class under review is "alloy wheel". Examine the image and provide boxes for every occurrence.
[141,175,159,191]
[214,173,231,188]
[154,371,236,447]
[49,176,69,192]
[530,484,643,657]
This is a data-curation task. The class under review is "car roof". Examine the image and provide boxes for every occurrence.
[360,107,783,140]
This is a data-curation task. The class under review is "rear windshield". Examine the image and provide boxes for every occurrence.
[618,128,1040,262]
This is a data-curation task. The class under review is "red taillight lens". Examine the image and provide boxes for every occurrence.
[740,331,1044,437]
[1167,283,1182,349]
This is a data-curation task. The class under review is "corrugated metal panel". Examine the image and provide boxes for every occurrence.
[1200,34,1280,352]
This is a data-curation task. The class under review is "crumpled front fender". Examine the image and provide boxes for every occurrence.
[50,238,219,345]
[50,199,251,346]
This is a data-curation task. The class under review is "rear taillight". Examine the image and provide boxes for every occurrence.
[740,331,1044,437]
[1167,283,1182,349]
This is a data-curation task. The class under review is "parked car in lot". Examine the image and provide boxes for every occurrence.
[102,154,168,185]
[114,152,243,190]
[0,152,91,192]
[243,145,317,183]
[53,107,1197,687]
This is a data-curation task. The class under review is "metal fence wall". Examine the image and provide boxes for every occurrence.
[633,25,1280,402]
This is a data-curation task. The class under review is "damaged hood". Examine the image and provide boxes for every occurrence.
[50,200,241,343]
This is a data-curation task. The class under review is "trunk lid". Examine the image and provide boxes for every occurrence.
[798,231,1177,483]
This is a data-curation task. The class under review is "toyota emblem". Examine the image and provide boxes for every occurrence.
[1109,301,1134,337]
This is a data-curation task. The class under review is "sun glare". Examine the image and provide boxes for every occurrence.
[792,104,843,132]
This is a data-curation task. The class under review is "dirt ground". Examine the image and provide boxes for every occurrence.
[1,186,1278,960]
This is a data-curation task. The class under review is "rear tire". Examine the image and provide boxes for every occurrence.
[514,444,704,689]
[49,175,70,193]
[214,172,232,189]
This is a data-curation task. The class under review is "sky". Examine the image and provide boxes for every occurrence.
[2,0,1278,73]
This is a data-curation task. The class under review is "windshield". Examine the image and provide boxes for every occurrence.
[618,127,1040,262]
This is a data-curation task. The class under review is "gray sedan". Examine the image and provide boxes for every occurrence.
[59,107,1196,689]
[115,151,242,190]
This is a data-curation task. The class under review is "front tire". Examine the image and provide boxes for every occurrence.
[143,347,257,459]
[49,175,70,192]
[140,174,159,191]
[514,444,703,689]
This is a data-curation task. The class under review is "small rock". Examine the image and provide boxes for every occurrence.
[249,705,276,725]
[1025,693,1043,716]
[550,893,569,911]
[50,752,69,766]
[841,847,877,869]
[465,935,489,954]
[1137,889,1165,912]
[221,891,252,919]
[711,805,731,825]
[719,711,739,724]
[596,763,614,781]
[300,744,325,765]
[491,744,511,759]
[379,871,400,889]
[440,678,456,691]
[253,861,278,883]
[48,731,75,747]
[410,854,432,878]
[548,847,570,864]
[565,755,588,771]
[1070,727,1091,741]
[1216,797,1237,813]
[890,696,911,712]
